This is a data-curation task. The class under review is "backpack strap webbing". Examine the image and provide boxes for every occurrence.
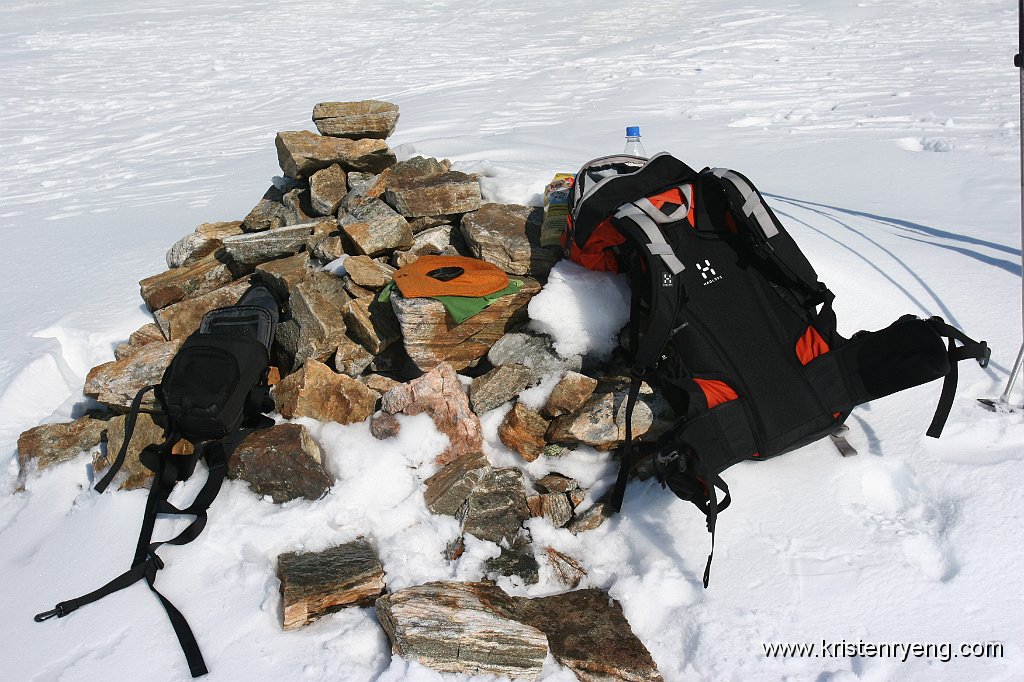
[94,384,162,494]
[34,426,258,678]
[926,318,990,438]
[605,187,696,514]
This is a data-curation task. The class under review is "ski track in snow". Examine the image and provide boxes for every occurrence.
[2,0,1023,680]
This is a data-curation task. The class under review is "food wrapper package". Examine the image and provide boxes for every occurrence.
[540,172,574,247]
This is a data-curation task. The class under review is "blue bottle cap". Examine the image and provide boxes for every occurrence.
[625,126,641,137]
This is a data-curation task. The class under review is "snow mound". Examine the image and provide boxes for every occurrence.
[527,260,630,359]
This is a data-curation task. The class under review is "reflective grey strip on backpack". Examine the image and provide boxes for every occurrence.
[632,183,693,225]
[710,168,779,239]
[614,203,686,274]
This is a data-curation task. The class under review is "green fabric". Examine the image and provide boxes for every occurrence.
[378,281,396,304]
[378,279,523,324]
[435,279,523,323]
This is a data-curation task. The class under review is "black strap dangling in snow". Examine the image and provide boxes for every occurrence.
[33,434,251,678]
[925,318,990,438]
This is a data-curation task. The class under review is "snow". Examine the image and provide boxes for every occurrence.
[1,0,1023,680]
[527,261,631,360]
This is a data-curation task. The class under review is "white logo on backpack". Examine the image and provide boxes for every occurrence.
[697,259,723,286]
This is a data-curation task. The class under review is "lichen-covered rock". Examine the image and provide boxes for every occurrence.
[242,183,299,232]
[380,363,482,465]
[332,337,374,377]
[376,581,548,681]
[275,360,377,425]
[139,253,237,312]
[282,187,316,226]
[84,339,183,411]
[484,534,540,586]
[277,540,385,630]
[276,130,396,179]
[359,373,400,395]
[254,251,311,302]
[469,364,535,414]
[17,415,107,475]
[383,171,482,219]
[498,402,550,462]
[370,156,450,199]
[391,277,541,372]
[309,164,348,216]
[392,221,457,260]
[535,473,580,495]
[312,100,400,140]
[566,502,610,535]
[526,493,573,528]
[459,203,553,278]
[369,411,402,440]
[228,423,331,503]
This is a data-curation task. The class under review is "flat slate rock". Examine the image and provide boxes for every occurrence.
[84,339,183,411]
[153,279,252,341]
[276,130,396,179]
[278,539,385,630]
[139,252,236,312]
[383,170,481,218]
[391,277,541,373]
[376,581,549,681]
[312,100,399,140]
[469,364,535,414]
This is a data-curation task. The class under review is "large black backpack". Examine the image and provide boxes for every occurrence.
[564,153,990,585]
[35,281,281,677]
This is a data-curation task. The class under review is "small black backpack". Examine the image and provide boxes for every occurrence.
[564,153,990,585]
[35,281,281,678]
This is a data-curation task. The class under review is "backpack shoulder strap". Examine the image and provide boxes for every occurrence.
[702,167,830,305]
[94,385,166,494]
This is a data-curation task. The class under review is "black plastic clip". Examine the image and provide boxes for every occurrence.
[978,342,991,369]
[34,605,64,622]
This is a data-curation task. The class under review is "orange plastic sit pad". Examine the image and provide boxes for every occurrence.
[392,255,510,299]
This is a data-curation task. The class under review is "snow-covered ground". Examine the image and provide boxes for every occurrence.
[2,0,1022,680]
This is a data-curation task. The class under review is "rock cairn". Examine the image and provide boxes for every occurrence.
[16,99,666,680]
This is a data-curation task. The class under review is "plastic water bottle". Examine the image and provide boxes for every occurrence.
[624,125,646,157]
